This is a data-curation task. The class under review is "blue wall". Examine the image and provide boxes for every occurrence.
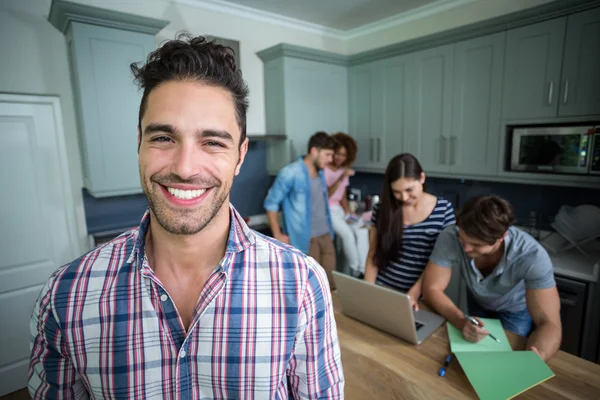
[83,141,271,234]
[349,172,600,230]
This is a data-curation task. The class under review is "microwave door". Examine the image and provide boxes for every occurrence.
[511,126,593,174]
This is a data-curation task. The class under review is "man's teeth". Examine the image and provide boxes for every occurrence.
[167,187,207,199]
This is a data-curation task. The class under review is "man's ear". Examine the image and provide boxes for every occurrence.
[235,138,249,176]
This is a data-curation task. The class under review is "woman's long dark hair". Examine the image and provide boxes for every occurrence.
[374,153,424,272]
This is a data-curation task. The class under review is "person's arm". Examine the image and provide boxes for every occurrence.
[525,287,562,361]
[339,189,352,215]
[29,278,89,399]
[363,226,379,283]
[407,275,423,311]
[442,202,456,228]
[422,261,491,342]
[264,169,294,244]
[266,211,289,244]
[326,169,354,197]
[288,260,344,399]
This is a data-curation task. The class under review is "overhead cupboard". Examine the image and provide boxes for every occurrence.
[258,1,600,188]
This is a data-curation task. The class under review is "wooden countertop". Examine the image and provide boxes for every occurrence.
[332,295,600,399]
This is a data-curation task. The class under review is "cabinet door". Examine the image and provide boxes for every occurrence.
[556,276,587,357]
[381,55,413,167]
[408,45,454,173]
[559,7,600,117]
[502,18,566,119]
[69,22,155,197]
[264,59,288,175]
[349,65,375,168]
[450,33,505,176]
[284,59,349,164]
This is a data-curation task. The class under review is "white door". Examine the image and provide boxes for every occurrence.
[0,94,81,396]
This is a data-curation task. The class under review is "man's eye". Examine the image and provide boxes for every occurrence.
[206,141,225,147]
[151,136,172,143]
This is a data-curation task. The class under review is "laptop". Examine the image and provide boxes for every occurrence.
[332,271,445,345]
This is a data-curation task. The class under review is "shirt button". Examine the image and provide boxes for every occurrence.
[160,294,168,302]
[180,350,186,358]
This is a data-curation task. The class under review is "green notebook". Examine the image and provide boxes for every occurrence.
[447,320,555,400]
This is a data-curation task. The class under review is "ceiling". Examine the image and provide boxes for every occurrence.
[204,0,466,32]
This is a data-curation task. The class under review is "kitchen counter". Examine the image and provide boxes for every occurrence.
[333,294,600,400]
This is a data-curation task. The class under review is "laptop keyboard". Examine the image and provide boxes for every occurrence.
[415,321,424,331]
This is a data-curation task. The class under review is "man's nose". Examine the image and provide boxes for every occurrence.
[172,141,201,180]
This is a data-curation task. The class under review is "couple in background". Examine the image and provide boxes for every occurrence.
[264,131,368,290]
[365,155,561,361]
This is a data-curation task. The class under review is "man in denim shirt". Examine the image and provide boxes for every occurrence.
[264,132,337,290]
[422,196,562,361]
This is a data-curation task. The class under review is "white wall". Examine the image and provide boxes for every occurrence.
[0,0,346,252]
[347,0,558,54]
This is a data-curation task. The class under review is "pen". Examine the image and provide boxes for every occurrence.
[438,353,452,377]
[464,314,501,343]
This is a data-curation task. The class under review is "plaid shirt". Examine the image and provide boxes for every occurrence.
[29,205,344,399]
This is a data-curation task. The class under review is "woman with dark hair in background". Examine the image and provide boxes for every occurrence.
[324,132,369,276]
[364,153,456,310]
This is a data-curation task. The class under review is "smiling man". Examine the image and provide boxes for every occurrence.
[29,34,343,399]
[422,195,562,361]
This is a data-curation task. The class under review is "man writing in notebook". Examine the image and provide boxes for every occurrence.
[422,195,562,361]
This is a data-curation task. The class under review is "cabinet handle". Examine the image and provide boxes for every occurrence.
[450,136,457,165]
[376,137,381,162]
[563,79,569,104]
[370,138,374,162]
[547,81,554,105]
[440,137,447,164]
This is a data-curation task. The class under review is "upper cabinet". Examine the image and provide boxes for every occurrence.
[449,32,505,176]
[503,7,600,120]
[502,18,566,119]
[49,0,168,197]
[349,55,412,170]
[559,7,600,117]
[258,46,349,174]
[381,55,413,167]
[407,45,454,174]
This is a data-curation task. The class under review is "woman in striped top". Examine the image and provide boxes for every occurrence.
[364,153,456,310]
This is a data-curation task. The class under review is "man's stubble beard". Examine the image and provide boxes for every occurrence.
[141,173,232,236]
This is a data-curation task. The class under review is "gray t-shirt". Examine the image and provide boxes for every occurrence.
[310,176,329,238]
[430,225,555,312]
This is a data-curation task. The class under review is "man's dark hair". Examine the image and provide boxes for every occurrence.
[457,195,516,244]
[131,33,249,146]
[307,131,336,153]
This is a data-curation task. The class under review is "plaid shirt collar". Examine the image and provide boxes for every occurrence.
[127,204,255,274]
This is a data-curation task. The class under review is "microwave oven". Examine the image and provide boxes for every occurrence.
[508,124,600,175]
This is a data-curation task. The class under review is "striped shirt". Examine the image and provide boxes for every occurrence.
[371,198,456,291]
[29,205,344,399]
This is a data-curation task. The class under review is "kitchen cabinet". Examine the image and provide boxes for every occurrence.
[502,18,566,120]
[556,276,588,356]
[406,44,454,174]
[449,32,505,176]
[349,55,412,169]
[503,7,600,120]
[559,7,600,117]
[348,61,381,169]
[49,1,167,197]
[259,49,348,175]
[381,55,413,167]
